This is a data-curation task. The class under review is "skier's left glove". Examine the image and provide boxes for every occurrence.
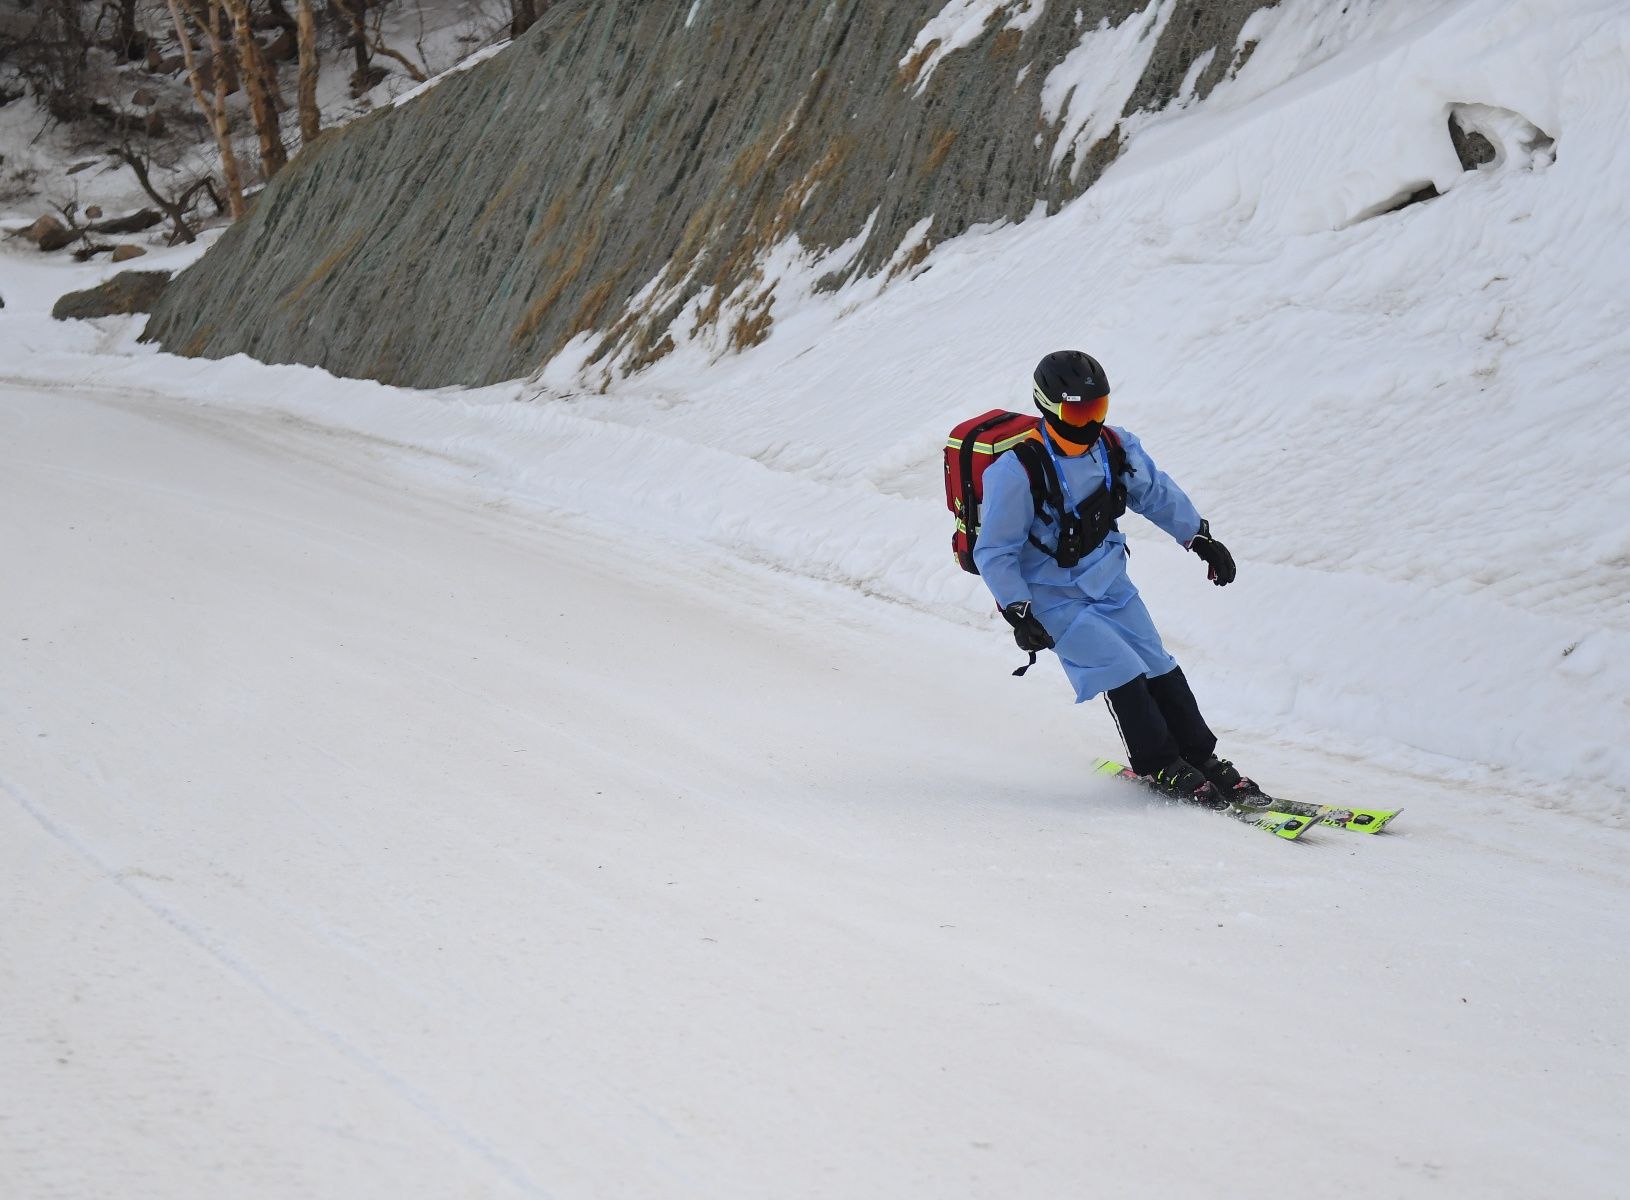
[1187,519,1236,586]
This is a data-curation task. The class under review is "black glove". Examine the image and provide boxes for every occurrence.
[1001,601,1055,652]
[1187,519,1236,586]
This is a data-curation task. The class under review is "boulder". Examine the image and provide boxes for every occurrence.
[111,244,148,262]
[52,271,173,320]
[86,204,104,219]
[20,214,66,245]
[1449,116,1497,171]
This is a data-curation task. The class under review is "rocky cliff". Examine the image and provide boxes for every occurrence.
[144,0,1278,388]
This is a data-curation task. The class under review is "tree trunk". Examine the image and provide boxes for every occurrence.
[333,0,368,80]
[264,0,298,34]
[296,0,320,145]
[166,0,245,218]
[111,142,198,243]
[222,0,287,179]
[510,0,538,40]
[117,0,141,59]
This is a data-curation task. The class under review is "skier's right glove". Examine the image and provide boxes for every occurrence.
[1001,601,1055,653]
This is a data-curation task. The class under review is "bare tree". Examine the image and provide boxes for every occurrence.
[262,0,299,35]
[295,0,320,144]
[221,0,288,177]
[509,0,536,39]
[16,0,94,120]
[365,1,426,83]
[110,128,223,243]
[167,0,245,217]
[510,1,555,40]
[110,0,148,60]
[330,0,371,93]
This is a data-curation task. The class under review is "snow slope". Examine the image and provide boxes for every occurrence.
[10,0,1625,803]
[3,0,1629,1193]
[551,0,1630,803]
[3,378,1626,1199]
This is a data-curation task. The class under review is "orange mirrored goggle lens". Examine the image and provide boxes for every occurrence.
[1049,394,1108,426]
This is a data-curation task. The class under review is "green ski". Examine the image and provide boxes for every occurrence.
[1221,788,1400,834]
[1091,758,1320,841]
[1305,805,1400,834]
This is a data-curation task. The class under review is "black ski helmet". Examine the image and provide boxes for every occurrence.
[1032,350,1110,443]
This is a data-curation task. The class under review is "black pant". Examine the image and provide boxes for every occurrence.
[1106,665,1217,777]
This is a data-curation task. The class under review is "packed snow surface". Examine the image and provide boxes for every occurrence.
[3,0,1628,1195]
[4,367,1626,1199]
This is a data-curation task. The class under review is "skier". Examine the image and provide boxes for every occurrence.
[972,350,1247,804]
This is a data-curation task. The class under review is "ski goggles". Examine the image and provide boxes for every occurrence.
[1033,385,1109,427]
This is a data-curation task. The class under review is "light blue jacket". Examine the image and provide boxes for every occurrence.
[971,423,1206,583]
[973,426,1205,699]
[972,425,1202,607]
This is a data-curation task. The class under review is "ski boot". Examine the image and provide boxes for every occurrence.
[1147,758,1227,809]
[1196,755,1256,796]
[1196,755,1284,813]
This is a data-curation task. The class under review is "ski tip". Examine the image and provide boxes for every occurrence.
[1259,811,1316,840]
[1327,807,1403,834]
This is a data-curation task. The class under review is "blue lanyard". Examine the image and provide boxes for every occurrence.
[1043,429,1112,513]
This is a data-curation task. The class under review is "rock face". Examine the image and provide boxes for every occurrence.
[54,271,173,320]
[145,0,1276,388]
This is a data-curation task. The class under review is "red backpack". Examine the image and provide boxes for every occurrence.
[944,410,1127,574]
[945,410,1040,572]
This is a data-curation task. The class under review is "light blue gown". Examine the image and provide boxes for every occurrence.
[972,425,1203,702]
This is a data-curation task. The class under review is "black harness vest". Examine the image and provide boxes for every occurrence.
[1010,430,1132,569]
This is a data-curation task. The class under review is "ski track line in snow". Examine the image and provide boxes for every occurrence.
[0,772,560,1200]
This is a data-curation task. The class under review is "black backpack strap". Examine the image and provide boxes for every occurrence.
[1100,426,1132,515]
[1011,438,1065,560]
[1010,438,1058,525]
[1101,426,1130,479]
